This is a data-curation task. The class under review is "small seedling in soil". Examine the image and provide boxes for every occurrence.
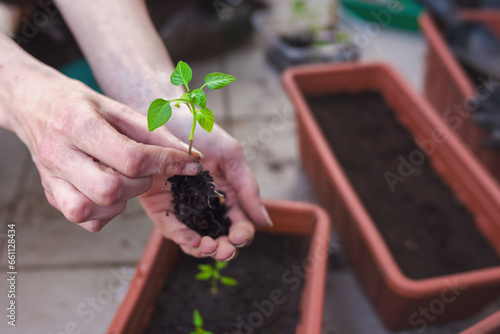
[191,309,214,334]
[147,61,236,238]
[196,261,238,295]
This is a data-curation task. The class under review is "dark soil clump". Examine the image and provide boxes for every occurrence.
[307,91,500,279]
[168,170,231,238]
[144,233,310,333]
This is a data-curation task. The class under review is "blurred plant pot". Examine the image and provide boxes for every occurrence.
[107,199,330,334]
[420,10,500,183]
[251,9,360,72]
[461,310,500,334]
[282,62,500,330]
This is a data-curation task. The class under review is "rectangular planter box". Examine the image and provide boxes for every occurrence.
[461,310,500,334]
[420,10,500,183]
[282,62,500,330]
[107,199,330,334]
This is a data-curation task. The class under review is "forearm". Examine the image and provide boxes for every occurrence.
[55,0,184,112]
[0,32,55,136]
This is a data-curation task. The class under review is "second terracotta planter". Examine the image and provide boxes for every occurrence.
[282,62,500,330]
[420,10,500,184]
[107,199,330,334]
[461,310,500,334]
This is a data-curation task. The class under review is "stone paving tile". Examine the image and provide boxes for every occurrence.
[322,269,500,334]
[229,117,319,203]
[0,129,30,207]
[339,9,426,92]
[0,162,154,268]
[0,265,135,334]
[223,34,293,121]
[190,56,228,122]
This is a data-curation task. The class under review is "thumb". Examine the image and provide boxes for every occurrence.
[126,144,202,177]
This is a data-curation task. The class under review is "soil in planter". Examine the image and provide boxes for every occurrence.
[144,233,310,333]
[307,91,500,279]
[168,170,231,238]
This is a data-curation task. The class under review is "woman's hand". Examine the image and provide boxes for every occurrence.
[53,0,271,260]
[140,122,272,262]
[0,34,202,231]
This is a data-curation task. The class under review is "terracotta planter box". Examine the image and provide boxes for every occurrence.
[461,310,500,334]
[107,199,330,334]
[420,10,500,183]
[282,62,500,330]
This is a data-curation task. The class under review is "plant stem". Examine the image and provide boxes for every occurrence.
[187,103,197,155]
[211,276,218,294]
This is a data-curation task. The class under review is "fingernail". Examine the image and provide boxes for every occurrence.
[222,250,237,262]
[261,205,274,227]
[182,162,202,175]
[201,250,217,257]
[235,240,248,248]
[191,147,204,160]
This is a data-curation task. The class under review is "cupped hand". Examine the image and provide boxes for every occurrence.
[7,64,201,232]
[139,122,272,262]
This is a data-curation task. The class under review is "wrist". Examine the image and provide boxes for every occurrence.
[0,33,59,137]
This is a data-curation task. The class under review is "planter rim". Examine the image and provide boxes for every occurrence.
[282,61,500,297]
[461,310,500,334]
[419,13,476,98]
[108,199,330,334]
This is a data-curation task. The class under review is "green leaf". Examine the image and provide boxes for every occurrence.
[204,73,236,90]
[197,264,213,272]
[215,261,228,270]
[196,271,212,280]
[220,276,238,286]
[147,98,172,131]
[171,61,192,87]
[190,89,207,108]
[196,108,214,133]
[193,309,203,328]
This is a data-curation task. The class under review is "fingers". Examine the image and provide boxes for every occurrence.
[44,178,126,231]
[57,103,201,178]
[151,210,242,261]
[226,155,273,228]
[226,205,256,248]
[152,214,202,248]
[156,217,237,261]
[49,148,152,207]
[99,102,204,156]
[180,237,238,262]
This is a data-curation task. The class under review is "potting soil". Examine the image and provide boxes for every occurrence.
[307,91,500,279]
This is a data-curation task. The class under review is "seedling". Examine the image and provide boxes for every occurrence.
[196,261,238,294]
[191,309,213,334]
[147,60,236,154]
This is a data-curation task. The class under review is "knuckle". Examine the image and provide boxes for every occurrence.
[164,154,184,175]
[52,102,102,137]
[51,104,76,135]
[94,177,121,207]
[84,221,105,233]
[62,197,91,224]
[123,145,146,177]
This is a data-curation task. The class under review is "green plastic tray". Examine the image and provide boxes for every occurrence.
[58,58,102,93]
[341,0,423,31]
